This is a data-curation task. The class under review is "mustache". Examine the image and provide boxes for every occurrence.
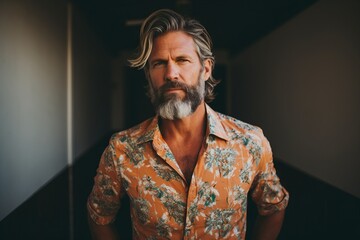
[158,81,190,94]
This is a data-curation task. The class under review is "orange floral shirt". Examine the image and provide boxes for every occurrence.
[87,104,289,239]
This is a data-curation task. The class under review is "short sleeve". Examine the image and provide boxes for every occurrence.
[87,139,124,225]
[250,131,289,216]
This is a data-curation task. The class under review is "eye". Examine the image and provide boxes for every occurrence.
[152,61,165,68]
[177,58,189,64]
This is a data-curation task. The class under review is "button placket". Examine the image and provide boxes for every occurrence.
[184,174,198,238]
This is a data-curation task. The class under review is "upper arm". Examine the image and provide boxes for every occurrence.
[87,140,124,225]
[250,130,289,216]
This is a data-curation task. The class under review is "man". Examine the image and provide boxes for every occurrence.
[87,9,289,240]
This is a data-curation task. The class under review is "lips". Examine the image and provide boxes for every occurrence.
[165,88,183,93]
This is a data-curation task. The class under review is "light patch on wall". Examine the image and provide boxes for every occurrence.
[0,0,68,220]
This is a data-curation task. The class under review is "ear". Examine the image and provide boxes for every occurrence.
[202,59,212,81]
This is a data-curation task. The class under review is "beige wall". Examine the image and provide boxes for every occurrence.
[0,1,113,220]
[230,0,360,197]
[0,0,68,220]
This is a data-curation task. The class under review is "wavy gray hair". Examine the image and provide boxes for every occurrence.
[128,9,220,103]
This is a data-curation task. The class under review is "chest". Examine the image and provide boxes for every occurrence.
[172,150,200,184]
[121,144,255,239]
[167,139,205,184]
[122,142,257,196]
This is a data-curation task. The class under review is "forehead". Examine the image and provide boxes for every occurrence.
[149,31,198,59]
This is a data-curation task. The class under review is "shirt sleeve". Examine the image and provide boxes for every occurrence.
[250,130,289,216]
[87,138,124,225]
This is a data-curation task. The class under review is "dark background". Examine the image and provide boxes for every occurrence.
[1,0,359,239]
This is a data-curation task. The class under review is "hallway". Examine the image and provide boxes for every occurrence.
[1,0,360,239]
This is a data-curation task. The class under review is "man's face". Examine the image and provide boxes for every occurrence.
[147,31,211,120]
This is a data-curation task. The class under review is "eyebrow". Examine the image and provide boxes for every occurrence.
[149,58,166,66]
[150,54,193,64]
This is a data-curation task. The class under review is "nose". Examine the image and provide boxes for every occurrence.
[165,61,179,81]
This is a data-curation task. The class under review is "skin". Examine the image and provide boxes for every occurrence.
[88,214,120,240]
[252,210,286,240]
[148,31,211,184]
[88,31,285,239]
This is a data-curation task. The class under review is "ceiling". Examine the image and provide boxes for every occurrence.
[72,0,317,57]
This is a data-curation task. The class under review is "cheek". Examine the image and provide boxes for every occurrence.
[189,70,202,84]
[183,64,203,82]
[149,71,163,88]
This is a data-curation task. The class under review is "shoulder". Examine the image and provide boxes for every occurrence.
[215,112,271,165]
[217,112,266,141]
[108,117,155,148]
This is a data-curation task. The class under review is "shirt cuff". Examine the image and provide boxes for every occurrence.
[257,187,289,216]
[87,200,117,225]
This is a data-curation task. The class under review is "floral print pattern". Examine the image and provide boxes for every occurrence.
[87,104,289,239]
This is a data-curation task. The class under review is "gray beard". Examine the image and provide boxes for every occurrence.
[157,97,193,120]
[149,77,205,120]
